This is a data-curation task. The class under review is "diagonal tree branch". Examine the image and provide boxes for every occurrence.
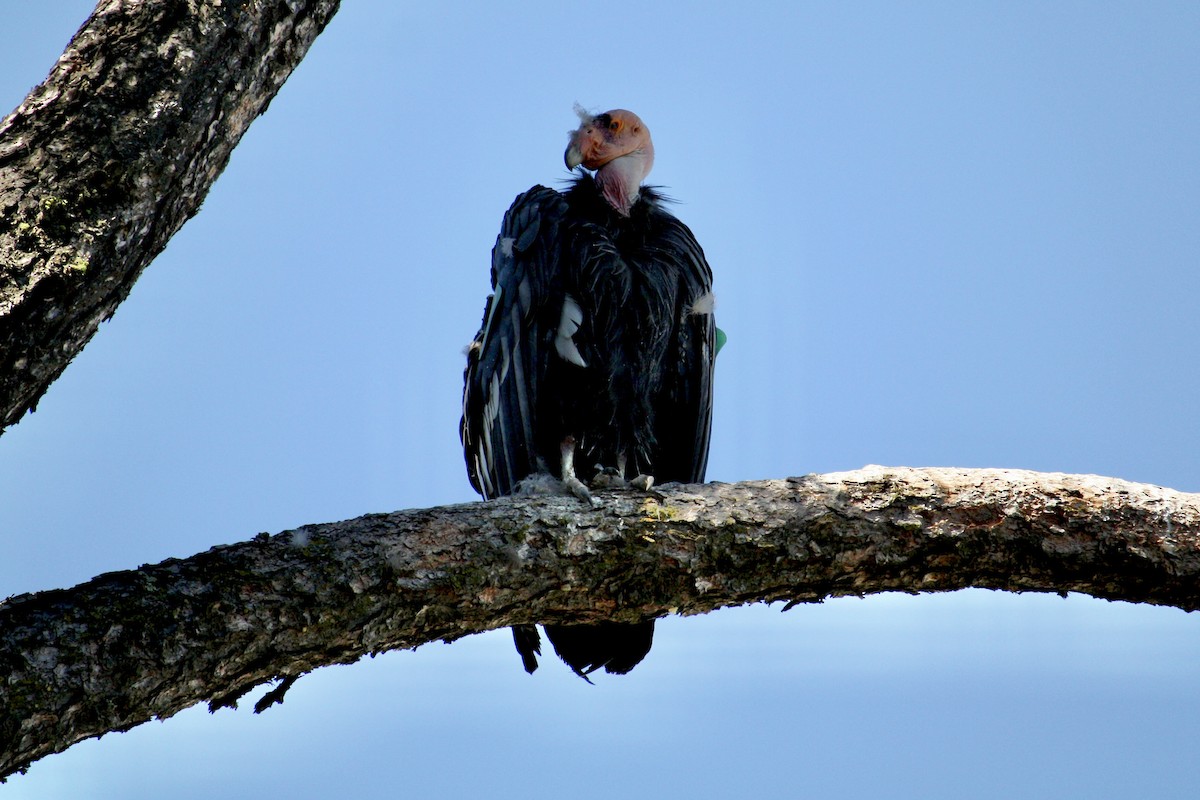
[3,465,1199,778]
[0,0,341,434]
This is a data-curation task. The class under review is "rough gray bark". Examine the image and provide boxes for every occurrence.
[0,0,341,434]
[3,465,1199,778]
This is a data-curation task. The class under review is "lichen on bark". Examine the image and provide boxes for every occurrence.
[0,0,341,433]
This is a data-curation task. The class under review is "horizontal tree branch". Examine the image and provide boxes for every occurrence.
[3,465,1199,778]
[0,0,341,434]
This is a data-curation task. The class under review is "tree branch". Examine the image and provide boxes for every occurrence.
[3,465,1198,778]
[0,0,341,434]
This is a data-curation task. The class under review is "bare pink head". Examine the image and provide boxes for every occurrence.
[564,106,655,215]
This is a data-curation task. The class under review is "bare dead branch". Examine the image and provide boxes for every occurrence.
[0,0,341,433]
[3,465,1199,778]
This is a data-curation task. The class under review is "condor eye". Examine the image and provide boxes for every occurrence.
[609,118,623,133]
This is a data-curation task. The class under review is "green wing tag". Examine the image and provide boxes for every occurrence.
[715,327,727,356]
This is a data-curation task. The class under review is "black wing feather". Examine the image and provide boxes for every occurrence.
[647,212,716,484]
[461,186,568,498]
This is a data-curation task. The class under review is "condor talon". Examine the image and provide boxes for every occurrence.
[560,436,599,506]
[591,465,627,489]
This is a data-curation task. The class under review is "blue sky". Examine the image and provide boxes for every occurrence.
[3,2,1200,797]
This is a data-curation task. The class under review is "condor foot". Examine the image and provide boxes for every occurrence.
[590,467,654,491]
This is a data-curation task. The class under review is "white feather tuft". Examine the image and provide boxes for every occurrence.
[572,102,594,126]
[555,295,588,367]
[688,291,716,315]
[514,473,563,495]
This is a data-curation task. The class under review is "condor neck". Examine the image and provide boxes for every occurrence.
[595,149,652,216]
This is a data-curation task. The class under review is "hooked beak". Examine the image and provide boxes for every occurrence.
[564,139,584,169]
[564,125,605,170]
